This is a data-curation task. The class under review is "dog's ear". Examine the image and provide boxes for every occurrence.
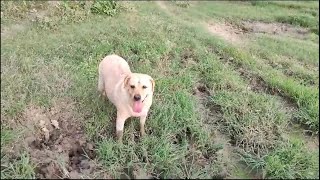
[150,78,155,92]
[123,75,131,88]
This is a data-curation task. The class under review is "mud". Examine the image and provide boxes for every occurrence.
[7,99,110,179]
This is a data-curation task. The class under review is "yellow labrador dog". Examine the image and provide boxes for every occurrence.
[98,54,155,142]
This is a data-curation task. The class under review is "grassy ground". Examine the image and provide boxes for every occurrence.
[1,1,319,179]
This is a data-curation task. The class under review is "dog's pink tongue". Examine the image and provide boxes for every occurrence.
[133,101,143,113]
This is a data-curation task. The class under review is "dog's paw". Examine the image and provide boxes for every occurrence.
[116,130,123,143]
[140,130,146,137]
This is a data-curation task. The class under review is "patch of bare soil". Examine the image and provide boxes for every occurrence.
[305,135,319,151]
[6,99,110,179]
[155,1,168,11]
[1,9,41,38]
[193,83,228,178]
[206,21,245,44]
[242,21,310,39]
[120,165,153,179]
[1,22,28,38]
[205,20,312,44]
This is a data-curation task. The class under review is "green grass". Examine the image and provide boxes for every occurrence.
[1,1,319,179]
[251,34,319,66]
[1,152,36,179]
[1,126,35,179]
[211,91,288,153]
[242,139,319,179]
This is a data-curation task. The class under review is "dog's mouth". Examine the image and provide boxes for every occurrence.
[132,95,148,113]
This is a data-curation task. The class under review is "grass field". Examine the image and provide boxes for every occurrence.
[1,1,319,179]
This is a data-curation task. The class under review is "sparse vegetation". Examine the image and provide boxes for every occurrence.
[1,1,319,179]
[90,0,120,16]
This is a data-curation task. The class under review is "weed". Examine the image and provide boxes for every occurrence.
[91,0,119,16]
[174,1,190,8]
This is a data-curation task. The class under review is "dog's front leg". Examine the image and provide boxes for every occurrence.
[139,115,147,137]
[116,111,128,143]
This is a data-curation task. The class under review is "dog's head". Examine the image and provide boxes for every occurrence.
[123,73,155,113]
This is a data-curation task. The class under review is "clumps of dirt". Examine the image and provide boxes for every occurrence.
[193,82,211,97]
[8,99,110,179]
[206,21,245,44]
[241,21,310,38]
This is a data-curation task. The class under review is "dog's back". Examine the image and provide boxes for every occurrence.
[98,55,131,98]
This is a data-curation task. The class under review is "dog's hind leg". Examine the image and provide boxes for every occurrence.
[98,73,106,96]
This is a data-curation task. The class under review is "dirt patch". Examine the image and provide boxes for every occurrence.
[6,99,110,179]
[305,136,319,151]
[242,21,310,39]
[205,20,312,44]
[121,165,153,179]
[155,1,168,11]
[1,3,48,38]
[1,22,28,39]
[206,21,245,44]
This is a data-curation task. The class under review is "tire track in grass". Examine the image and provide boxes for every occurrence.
[153,2,318,178]
[192,83,259,179]
[200,18,318,132]
[207,46,298,112]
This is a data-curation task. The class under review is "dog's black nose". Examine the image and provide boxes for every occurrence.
[134,94,141,101]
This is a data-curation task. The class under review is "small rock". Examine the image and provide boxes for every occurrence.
[42,127,50,141]
[51,120,60,129]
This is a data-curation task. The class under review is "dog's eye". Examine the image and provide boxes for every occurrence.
[130,85,135,89]
[142,85,147,89]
